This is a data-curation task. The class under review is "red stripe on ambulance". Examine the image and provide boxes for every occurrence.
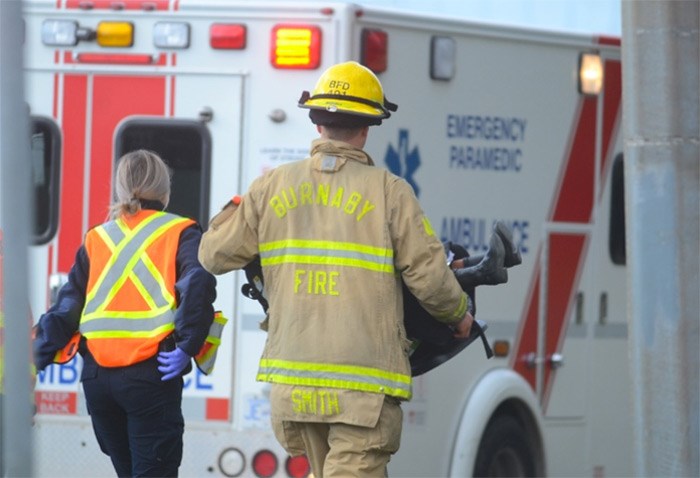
[512,56,622,406]
[542,232,589,405]
[512,97,597,394]
[87,76,166,228]
[57,73,166,269]
[552,98,597,223]
[599,60,623,198]
[512,259,541,389]
[58,75,88,272]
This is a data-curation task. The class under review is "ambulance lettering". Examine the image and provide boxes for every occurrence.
[244,395,270,422]
[183,367,214,390]
[37,357,81,385]
[440,217,529,255]
[447,114,527,172]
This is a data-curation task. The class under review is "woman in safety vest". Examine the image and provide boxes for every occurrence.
[33,150,217,477]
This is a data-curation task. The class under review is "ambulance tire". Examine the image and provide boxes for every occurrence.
[473,414,535,477]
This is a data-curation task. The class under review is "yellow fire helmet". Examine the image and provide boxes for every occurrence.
[298,61,398,121]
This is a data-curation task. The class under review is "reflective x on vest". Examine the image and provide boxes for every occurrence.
[79,212,191,366]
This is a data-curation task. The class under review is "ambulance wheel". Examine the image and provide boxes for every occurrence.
[473,414,535,477]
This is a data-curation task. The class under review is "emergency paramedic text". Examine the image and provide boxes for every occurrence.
[447,114,527,172]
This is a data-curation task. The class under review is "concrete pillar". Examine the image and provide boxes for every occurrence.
[0,0,33,475]
[621,0,699,475]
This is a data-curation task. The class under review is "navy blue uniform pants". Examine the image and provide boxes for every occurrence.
[81,355,184,477]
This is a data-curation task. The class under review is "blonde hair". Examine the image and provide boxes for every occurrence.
[109,150,171,219]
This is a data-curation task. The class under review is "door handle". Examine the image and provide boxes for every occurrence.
[549,353,564,369]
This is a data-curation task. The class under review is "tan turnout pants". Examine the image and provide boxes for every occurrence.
[273,397,403,478]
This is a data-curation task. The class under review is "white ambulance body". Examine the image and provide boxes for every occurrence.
[23,1,629,476]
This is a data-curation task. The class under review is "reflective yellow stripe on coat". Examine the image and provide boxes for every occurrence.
[257,358,412,400]
[259,239,395,274]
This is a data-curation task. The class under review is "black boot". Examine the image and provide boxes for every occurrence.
[493,220,522,268]
[453,232,508,288]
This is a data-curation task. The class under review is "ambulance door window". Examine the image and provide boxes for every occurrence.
[609,153,626,265]
[31,116,61,245]
[115,118,211,226]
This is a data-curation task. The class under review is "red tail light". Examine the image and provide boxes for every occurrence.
[252,449,278,478]
[361,28,387,73]
[210,23,247,50]
[285,455,311,478]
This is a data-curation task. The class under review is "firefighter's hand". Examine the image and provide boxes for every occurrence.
[157,347,191,381]
[452,311,474,339]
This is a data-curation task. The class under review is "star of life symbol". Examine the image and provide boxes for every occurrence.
[385,129,421,196]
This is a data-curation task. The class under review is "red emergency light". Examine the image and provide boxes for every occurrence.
[210,23,247,50]
[285,455,311,478]
[271,24,321,69]
[361,28,387,73]
[251,449,278,477]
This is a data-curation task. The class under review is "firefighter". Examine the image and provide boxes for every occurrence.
[32,150,217,477]
[198,61,472,477]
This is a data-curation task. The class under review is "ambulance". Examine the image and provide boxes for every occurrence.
[22,0,629,476]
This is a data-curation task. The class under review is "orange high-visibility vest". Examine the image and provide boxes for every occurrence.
[80,210,194,367]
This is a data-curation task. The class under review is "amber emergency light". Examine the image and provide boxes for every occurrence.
[97,22,134,47]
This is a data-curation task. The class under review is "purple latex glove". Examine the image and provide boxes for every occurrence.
[157,347,190,381]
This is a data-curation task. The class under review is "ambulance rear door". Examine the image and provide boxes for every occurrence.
[112,70,246,427]
[25,55,246,476]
